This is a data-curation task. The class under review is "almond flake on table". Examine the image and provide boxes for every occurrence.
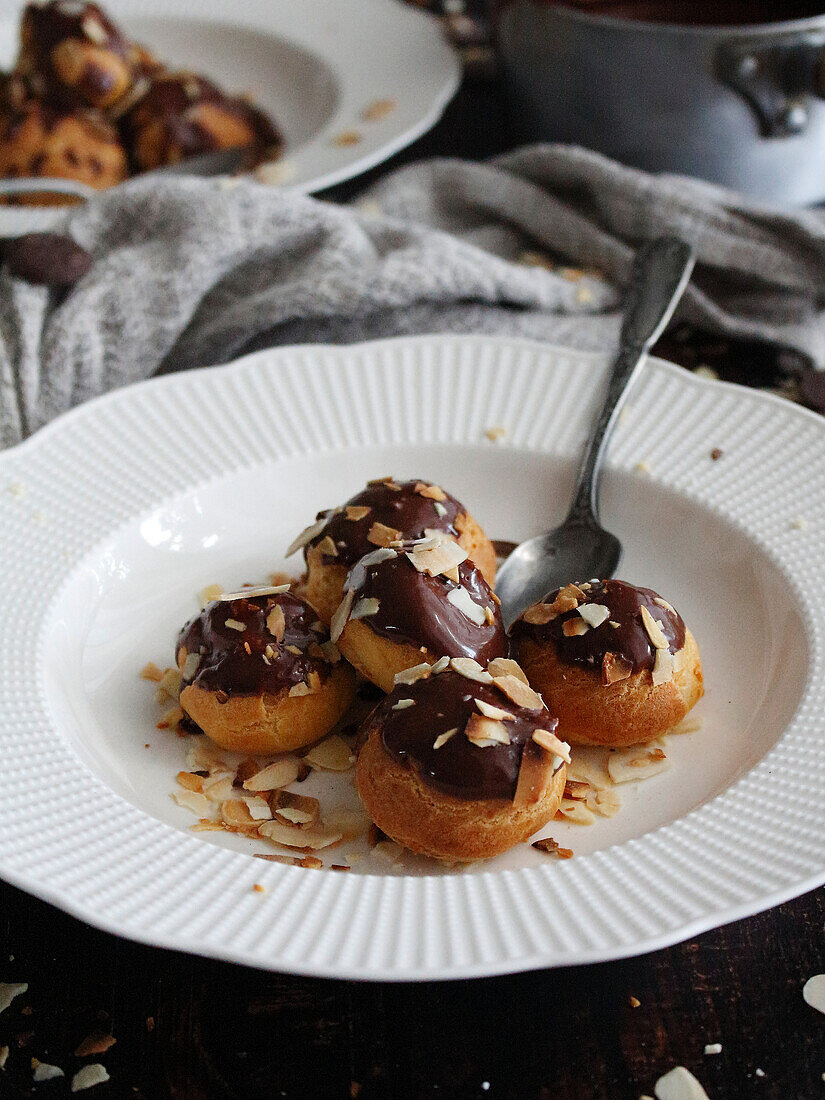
[303,735,355,771]
[243,759,300,791]
[32,1060,64,1081]
[172,789,211,816]
[557,798,595,825]
[71,1063,110,1092]
[607,745,670,784]
[654,1066,710,1100]
[0,982,28,1014]
[803,973,825,1015]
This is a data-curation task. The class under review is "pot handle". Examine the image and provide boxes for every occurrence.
[717,29,825,138]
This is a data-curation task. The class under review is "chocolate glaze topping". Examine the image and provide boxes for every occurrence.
[514,579,686,673]
[176,592,332,698]
[24,1,130,60]
[307,479,463,568]
[347,551,506,663]
[376,669,561,801]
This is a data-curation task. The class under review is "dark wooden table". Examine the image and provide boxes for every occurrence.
[2,69,824,1100]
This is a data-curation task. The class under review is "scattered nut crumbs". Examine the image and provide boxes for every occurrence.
[484,426,506,442]
[74,1032,116,1057]
[362,97,396,121]
[635,461,651,475]
[532,837,573,858]
[71,1063,110,1092]
[629,996,641,1008]
[253,883,266,893]
[333,129,362,146]
[704,1044,722,1055]
[710,448,723,460]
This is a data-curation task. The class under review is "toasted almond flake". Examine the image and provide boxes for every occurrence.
[324,804,372,837]
[652,648,675,686]
[641,605,669,649]
[394,662,432,685]
[158,667,182,701]
[367,522,402,547]
[219,585,290,602]
[74,1032,116,1058]
[493,673,543,709]
[157,704,183,730]
[415,482,447,501]
[446,585,487,626]
[201,774,236,803]
[607,745,670,784]
[433,728,458,749]
[286,645,302,656]
[485,426,506,442]
[704,1044,722,1055]
[243,759,301,791]
[220,800,256,828]
[562,617,590,637]
[241,794,273,821]
[430,655,451,674]
[330,588,355,643]
[258,820,342,850]
[276,806,314,824]
[443,566,460,584]
[407,536,468,578]
[286,516,329,557]
[367,475,400,487]
[0,1045,7,1069]
[434,502,448,517]
[271,789,321,824]
[450,657,493,683]
[558,798,596,825]
[532,728,572,763]
[654,596,676,613]
[351,597,380,620]
[140,661,163,682]
[289,681,312,697]
[254,852,302,866]
[199,583,224,607]
[602,651,633,685]
[253,883,266,893]
[71,1063,110,1092]
[488,657,529,684]
[187,739,228,774]
[578,603,610,628]
[564,779,592,799]
[585,786,622,817]
[176,771,204,793]
[475,698,515,721]
[466,713,511,747]
[0,984,27,1015]
[532,837,573,858]
[316,535,339,557]
[610,620,620,628]
[362,97,396,120]
[303,735,355,771]
[333,128,362,146]
[484,606,495,625]
[803,973,825,1015]
[345,505,372,521]
[522,603,557,625]
[266,606,286,641]
[392,698,415,710]
[654,1066,709,1100]
[561,582,587,603]
[182,652,201,680]
[372,840,402,863]
[224,618,247,632]
[33,1061,64,1081]
[635,461,651,475]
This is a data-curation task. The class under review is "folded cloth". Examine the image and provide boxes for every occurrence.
[2,142,824,449]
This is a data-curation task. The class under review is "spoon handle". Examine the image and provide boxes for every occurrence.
[567,236,696,524]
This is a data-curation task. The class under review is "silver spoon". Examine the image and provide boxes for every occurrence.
[495,236,696,627]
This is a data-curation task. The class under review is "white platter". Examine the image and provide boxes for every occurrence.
[0,334,823,980]
[0,0,460,229]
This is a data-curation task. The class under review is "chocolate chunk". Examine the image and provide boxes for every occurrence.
[5,232,93,288]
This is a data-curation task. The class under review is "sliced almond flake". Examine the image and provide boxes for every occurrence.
[488,657,529,684]
[258,820,342,850]
[199,583,224,607]
[0,1045,8,1069]
[243,759,300,791]
[254,852,302,866]
[475,698,515,722]
[218,585,290,601]
[414,482,447,501]
[202,774,236,803]
[394,662,432,686]
[433,728,458,749]
[578,603,610,628]
[304,735,355,771]
[140,661,163,682]
[241,794,272,821]
[324,804,372,837]
[286,644,302,656]
[172,789,211,816]
[562,617,590,637]
[286,516,329,557]
[603,651,633,686]
[430,655,451,674]
[0,983,28,1015]
[564,779,592,799]
[704,1044,723,1056]
[351,597,380,620]
[607,745,671,784]
[442,566,459,584]
[367,475,402,489]
[316,535,338,558]
[450,657,493,684]
[466,713,511,747]
[392,698,415,710]
[803,973,825,1015]
[300,855,324,868]
[585,786,621,817]
[289,681,312,697]
[558,798,596,825]
[270,790,321,823]
[266,605,286,641]
[372,840,403,863]
[367,521,402,547]
[484,606,495,625]
[493,673,543,709]
[157,667,182,701]
[187,739,228,774]
[522,603,557,625]
[652,648,675,686]
[176,771,204,793]
[33,1061,65,1082]
[276,806,316,824]
[157,704,183,730]
[345,505,372,521]
[224,618,247,632]
[641,605,669,649]
[220,800,256,828]
[308,670,322,693]
[653,1065,710,1100]
[532,837,573,858]
[71,1064,110,1092]
[434,502,448,517]
[610,620,620,628]
[484,425,506,442]
[561,582,587,602]
[182,652,200,680]
[654,596,676,613]
[330,588,355,643]
[445,585,487,626]
[532,728,572,763]
[407,538,468,578]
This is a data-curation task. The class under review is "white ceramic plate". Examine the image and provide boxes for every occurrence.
[0,335,823,980]
[0,0,460,230]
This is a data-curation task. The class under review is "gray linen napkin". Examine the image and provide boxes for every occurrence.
[3,142,824,450]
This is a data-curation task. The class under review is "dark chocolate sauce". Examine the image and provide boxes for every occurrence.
[307,479,463,568]
[347,551,506,663]
[176,592,332,698]
[513,579,685,673]
[377,669,561,801]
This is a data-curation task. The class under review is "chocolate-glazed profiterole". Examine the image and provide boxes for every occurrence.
[513,580,703,747]
[335,540,506,692]
[356,661,569,861]
[176,587,355,754]
[288,477,497,623]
